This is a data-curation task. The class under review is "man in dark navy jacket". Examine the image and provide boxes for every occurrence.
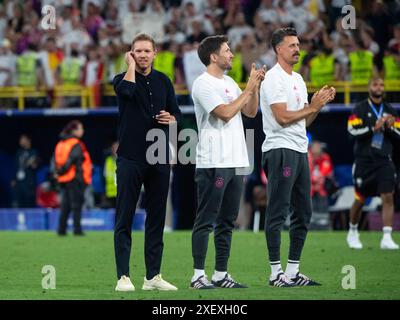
[113,33,181,292]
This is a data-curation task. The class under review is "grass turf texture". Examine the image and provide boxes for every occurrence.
[0,231,399,300]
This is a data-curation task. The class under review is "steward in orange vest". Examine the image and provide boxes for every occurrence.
[53,120,92,236]
[54,136,92,186]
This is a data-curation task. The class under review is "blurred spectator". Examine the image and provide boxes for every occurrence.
[164,22,186,45]
[153,41,176,82]
[182,1,202,35]
[16,42,43,87]
[240,32,263,78]
[366,0,392,65]
[227,11,253,52]
[83,0,104,42]
[57,48,83,86]
[388,24,400,54]
[11,134,40,208]
[186,19,208,44]
[308,141,334,214]
[6,1,25,40]
[122,0,164,44]
[307,47,340,86]
[383,48,400,81]
[36,176,60,209]
[57,3,75,36]
[241,169,268,231]
[182,43,206,92]
[204,0,224,20]
[256,0,279,24]
[210,17,225,36]
[82,45,104,106]
[98,2,122,42]
[286,0,317,36]
[103,141,118,208]
[56,47,84,108]
[15,15,42,55]
[61,14,92,53]
[327,0,352,32]
[0,38,16,87]
[103,41,126,84]
[275,0,294,26]
[38,37,63,91]
[348,37,378,85]
[0,4,8,41]
[360,24,379,55]
[223,0,243,29]
[182,0,206,14]
[165,5,184,30]
[227,43,244,83]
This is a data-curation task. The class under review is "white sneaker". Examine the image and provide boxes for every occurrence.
[380,237,400,250]
[142,274,178,291]
[347,232,363,249]
[115,275,135,292]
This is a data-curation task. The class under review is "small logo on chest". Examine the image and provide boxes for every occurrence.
[225,88,234,103]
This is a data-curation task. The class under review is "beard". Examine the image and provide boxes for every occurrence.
[370,91,383,99]
[217,61,232,71]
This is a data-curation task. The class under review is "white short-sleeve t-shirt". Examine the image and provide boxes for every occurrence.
[192,72,249,168]
[260,63,309,153]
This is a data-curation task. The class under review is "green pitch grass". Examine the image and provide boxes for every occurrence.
[0,231,399,300]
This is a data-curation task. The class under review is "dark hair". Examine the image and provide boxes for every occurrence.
[61,120,82,136]
[131,33,156,50]
[271,27,298,53]
[368,76,384,86]
[197,35,228,66]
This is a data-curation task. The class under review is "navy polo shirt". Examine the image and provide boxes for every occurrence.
[113,69,182,163]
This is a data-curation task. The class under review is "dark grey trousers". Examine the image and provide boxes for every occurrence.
[192,168,243,271]
[262,148,312,262]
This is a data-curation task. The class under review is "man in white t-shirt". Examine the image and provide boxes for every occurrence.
[260,27,335,287]
[190,35,266,289]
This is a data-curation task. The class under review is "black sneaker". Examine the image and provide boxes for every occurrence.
[290,272,321,286]
[190,275,216,290]
[212,274,248,288]
[269,272,295,287]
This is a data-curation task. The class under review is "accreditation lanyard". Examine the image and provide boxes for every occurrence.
[368,99,384,120]
[368,99,384,149]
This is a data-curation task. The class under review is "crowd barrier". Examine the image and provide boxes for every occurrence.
[0,80,399,110]
[0,208,146,231]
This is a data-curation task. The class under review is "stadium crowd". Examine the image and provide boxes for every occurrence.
[0,0,400,108]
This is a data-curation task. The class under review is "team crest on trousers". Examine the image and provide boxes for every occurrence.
[215,177,224,188]
[283,166,292,178]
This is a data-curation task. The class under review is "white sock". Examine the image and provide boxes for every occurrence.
[285,260,300,278]
[212,270,227,282]
[270,261,283,279]
[192,269,205,282]
[383,226,392,239]
[349,223,358,233]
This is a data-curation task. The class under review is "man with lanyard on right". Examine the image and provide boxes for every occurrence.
[347,77,400,250]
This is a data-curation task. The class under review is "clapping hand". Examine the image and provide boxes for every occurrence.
[246,63,267,92]
[310,85,336,112]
